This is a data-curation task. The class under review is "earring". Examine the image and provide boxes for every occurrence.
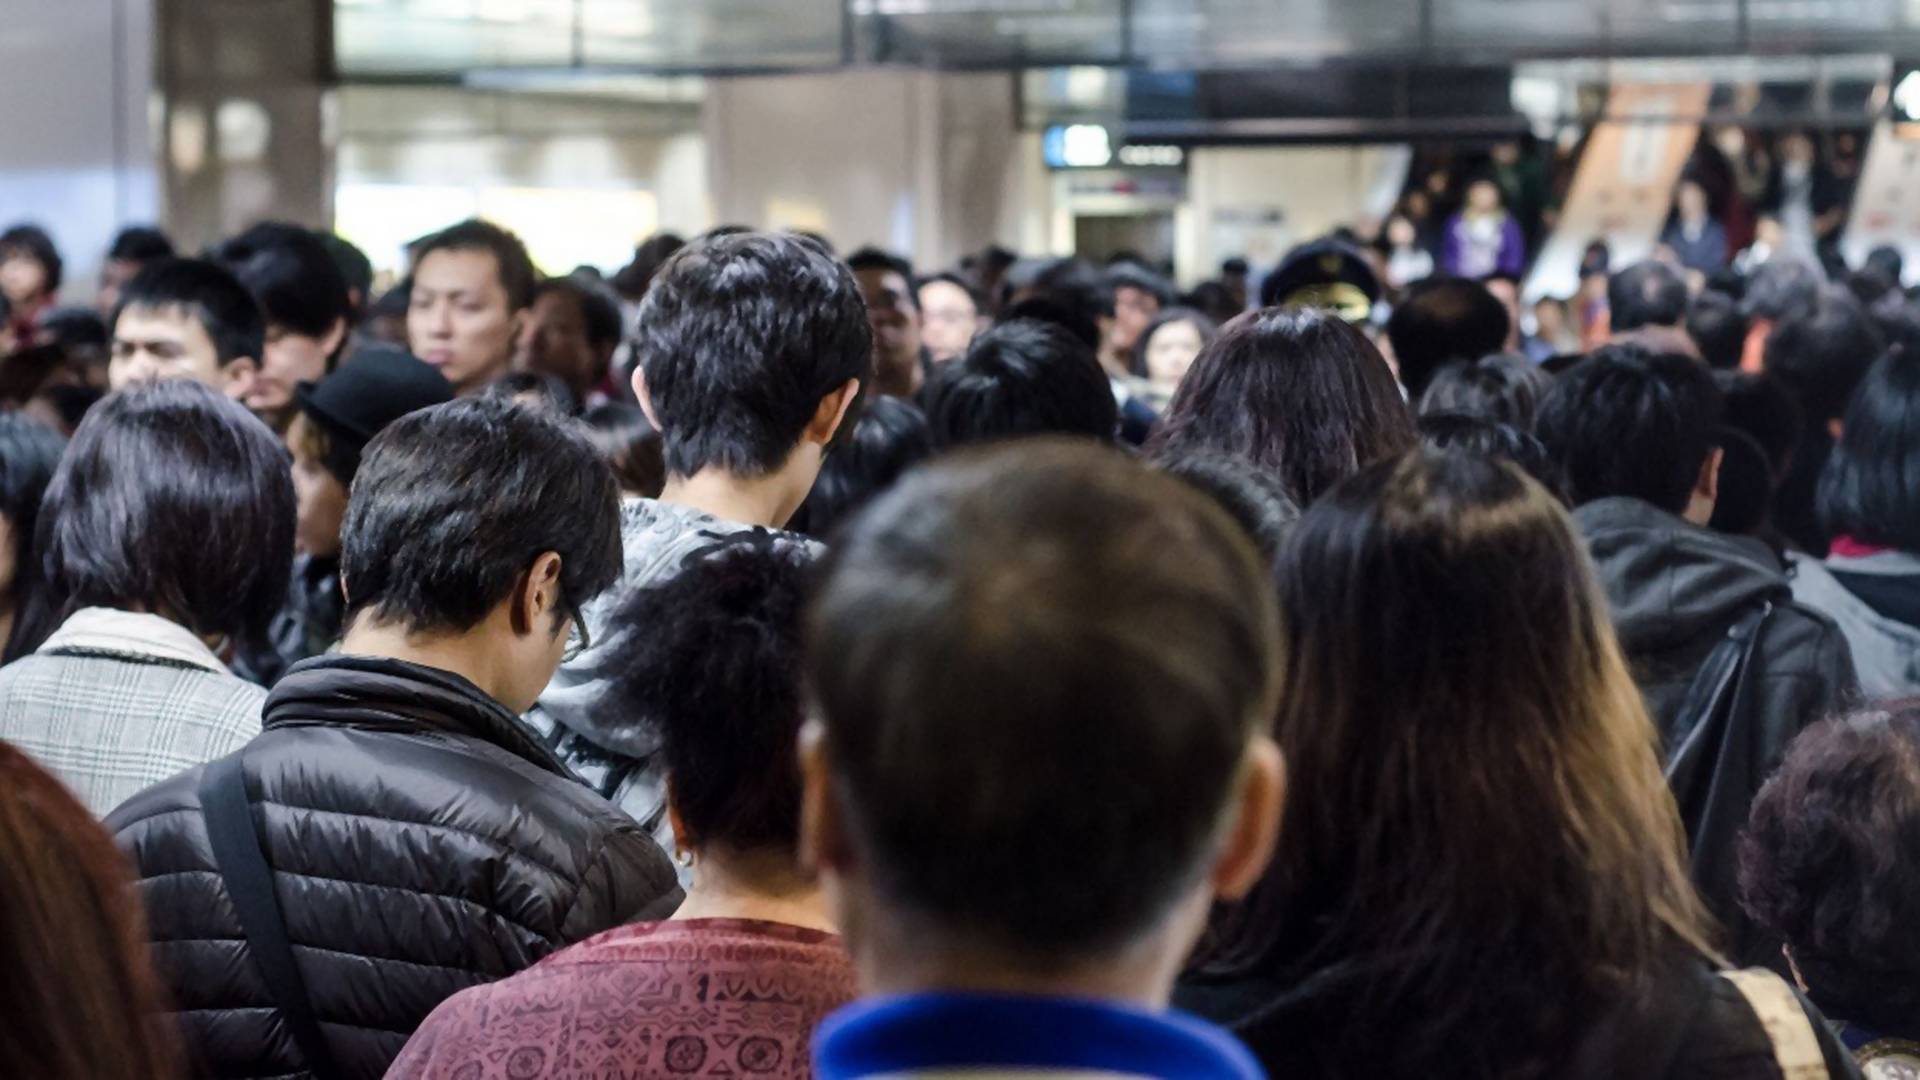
[675,848,694,869]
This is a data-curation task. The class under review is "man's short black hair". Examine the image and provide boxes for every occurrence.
[1416,353,1553,429]
[1105,263,1173,308]
[1718,371,1803,478]
[411,218,537,312]
[212,223,352,342]
[341,396,622,637]
[1002,257,1114,321]
[319,233,374,309]
[1765,290,1886,424]
[534,276,624,349]
[924,318,1117,449]
[1608,260,1689,333]
[106,226,173,264]
[1536,344,1724,514]
[1386,276,1512,397]
[0,224,62,294]
[846,246,917,312]
[1687,290,1749,371]
[39,380,292,645]
[113,258,266,366]
[636,232,871,479]
[1152,451,1300,568]
[807,440,1280,962]
[1742,260,1823,323]
[917,270,984,311]
[1418,412,1569,505]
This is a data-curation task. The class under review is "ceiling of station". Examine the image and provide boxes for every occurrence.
[336,0,1920,78]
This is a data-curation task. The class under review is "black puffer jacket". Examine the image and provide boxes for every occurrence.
[106,655,683,1079]
[1575,498,1856,963]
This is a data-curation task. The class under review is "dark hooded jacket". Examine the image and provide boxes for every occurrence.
[106,655,684,1079]
[1574,497,1855,962]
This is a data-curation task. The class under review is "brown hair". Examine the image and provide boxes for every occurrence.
[0,743,181,1078]
[1194,449,1716,1075]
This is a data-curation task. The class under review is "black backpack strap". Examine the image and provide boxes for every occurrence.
[198,754,342,1079]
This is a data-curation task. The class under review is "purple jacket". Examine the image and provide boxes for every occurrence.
[1442,213,1526,278]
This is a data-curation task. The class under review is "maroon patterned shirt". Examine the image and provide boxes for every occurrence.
[388,919,856,1079]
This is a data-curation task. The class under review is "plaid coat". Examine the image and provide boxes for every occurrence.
[0,607,263,817]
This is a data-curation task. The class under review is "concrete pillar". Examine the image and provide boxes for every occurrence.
[154,0,332,250]
[0,0,161,303]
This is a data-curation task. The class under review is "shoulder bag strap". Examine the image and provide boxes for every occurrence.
[198,753,342,1079]
[1664,602,1773,794]
[1721,968,1830,1080]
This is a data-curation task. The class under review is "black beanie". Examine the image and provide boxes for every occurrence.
[295,345,454,487]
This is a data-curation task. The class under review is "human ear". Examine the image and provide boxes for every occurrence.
[1209,736,1286,902]
[806,378,861,447]
[511,551,565,637]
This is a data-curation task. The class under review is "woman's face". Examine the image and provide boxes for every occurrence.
[1387,217,1417,247]
[1467,181,1501,214]
[0,253,49,307]
[1145,320,1205,391]
[290,431,349,559]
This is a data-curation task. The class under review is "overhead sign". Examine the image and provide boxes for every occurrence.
[1043,125,1185,171]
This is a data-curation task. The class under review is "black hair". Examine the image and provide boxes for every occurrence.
[1222,257,1250,277]
[112,258,266,366]
[1717,371,1803,479]
[1150,307,1418,506]
[789,396,933,539]
[1001,257,1114,322]
[106,226,173,264]
[924,318,1117,449]
[1844,268,1898,310]
[485,370,580,417]
[1417,412,1568,504]
[39,381,293,646]
[1386,276,1513,396]
[212,223,352,344]
[845,247,917,313]
[1765,290,1886,424]
[807,440,1280,962]
[1607,260,1689,333]
[0,225,62,294]
[1864,245,1904,286]
[1129,307,1217,379]
[1152,451,1300,567]
[1708,427,1774,538]
[411,219,537,312]
[596,539,814,859]
[342,396,622,637]
[1104,263,1174,308]
[1819,349,1920,550]
[612,233,687,299]
[319,233,373,307]
[637,232,870,479]
[917,271,984,312]
[1536,344,1724,514]
[0,414,69,662]
[29,384,104,437]
[1742,260,1823,323]
[999,296,1100,352]
[1739,704,1920,1038]
[1416,353,1554,429]
[534,277,624,350]
[1687,290,1749,370]
[580,403,665,499]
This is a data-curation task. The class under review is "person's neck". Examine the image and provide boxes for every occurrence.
[673,850,834,932]
[660,468,800,529]
[339,619,511,706]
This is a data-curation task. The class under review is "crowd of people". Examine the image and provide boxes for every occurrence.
[0,127,1914,1079]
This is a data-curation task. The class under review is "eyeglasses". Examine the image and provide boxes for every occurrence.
[560,606,592,665]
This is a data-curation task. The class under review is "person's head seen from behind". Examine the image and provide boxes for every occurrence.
[1385,277,1512,397]
[924,318,1117,449]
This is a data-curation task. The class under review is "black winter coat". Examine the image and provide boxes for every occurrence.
[1575,498,1856,963]
[107,655,684,1079]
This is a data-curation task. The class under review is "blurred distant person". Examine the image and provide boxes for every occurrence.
[1418,353,1553,429]
[916,271,982,365]
[1689,290,1751,370]
[407,219,536,395]
[1441,176,1525,279]
[1663,177,1730,275]
[1386,276,1512,396]
[514,276,623,405]
[1735,215,1786,276]
[1,224,62,343]
[108,258,263,399]
[1764,133,1846,265]
[1220,256,1251,310]
[1483,273,1524,352]
[1610,260,1698,357]
[788,396,932,540]
[0,414,66,664]
[1381,212,1435,290]
[925,319,1117,450]
[1526,295,1578,361]
[580,402,666,500]
[1131,307,1216,410]
[0,743,183,1079]
[212,223,353,431]
[95,226,172,316]
[846,247,925,398]
[802,442,1284,1080]
[1767,291,1885,554]
[1262,240,1381,327]
[318,232,374,319]
[1101,264,1171,378]
[1739,258,1825,372]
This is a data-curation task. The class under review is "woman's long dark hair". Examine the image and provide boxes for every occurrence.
[1193,450,1715,1077]
[0,412,68,663]
[1147,307,1415,505]
[1819,346,1920,551]
[0,742,181,1077]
